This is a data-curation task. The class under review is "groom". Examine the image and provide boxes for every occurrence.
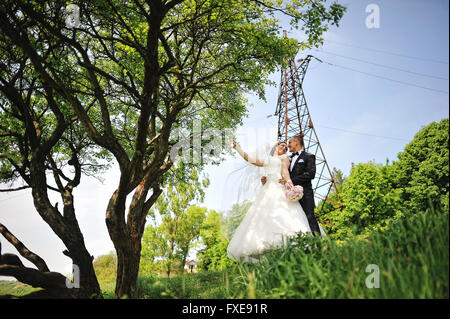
[262,135,321,236]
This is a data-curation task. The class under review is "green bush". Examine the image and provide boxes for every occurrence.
[93,251,117,294]
[319,119,449,242]
[323,161,404,240]
[394,118,449,213]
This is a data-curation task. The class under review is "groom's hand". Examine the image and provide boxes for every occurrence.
[261,176,267,185]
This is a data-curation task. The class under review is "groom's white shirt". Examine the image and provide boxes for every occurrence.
[289,148,304,171]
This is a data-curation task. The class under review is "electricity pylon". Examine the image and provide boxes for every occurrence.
[275,51,343,220]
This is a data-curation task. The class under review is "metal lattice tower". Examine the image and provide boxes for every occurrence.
[275,52,343,216]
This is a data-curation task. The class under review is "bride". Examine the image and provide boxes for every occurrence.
[226,140,325,262]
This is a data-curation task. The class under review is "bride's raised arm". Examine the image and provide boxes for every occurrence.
[229,141,264,167]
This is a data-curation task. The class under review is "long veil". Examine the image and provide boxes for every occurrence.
[227,140,274,203]
[220,134,280,240]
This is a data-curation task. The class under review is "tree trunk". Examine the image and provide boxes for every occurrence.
[30,162,101,298]
[106,195,145,298]
[181,248,189,274]
[114,247,141,298]
[106,166,164,298]
[63,246,102,298]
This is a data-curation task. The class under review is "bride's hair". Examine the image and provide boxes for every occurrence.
[270,141,286,156]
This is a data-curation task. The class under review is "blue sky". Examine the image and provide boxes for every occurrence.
[203,0,449,212]
[0,0,448,276]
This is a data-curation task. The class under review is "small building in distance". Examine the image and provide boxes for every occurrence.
[185,259,197,273]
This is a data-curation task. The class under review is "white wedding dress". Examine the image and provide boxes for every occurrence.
[227,155,326,262]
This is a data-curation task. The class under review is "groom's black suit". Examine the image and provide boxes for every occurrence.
[289,150,321,235]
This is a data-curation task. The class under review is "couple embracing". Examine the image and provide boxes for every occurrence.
[227,135,326,262]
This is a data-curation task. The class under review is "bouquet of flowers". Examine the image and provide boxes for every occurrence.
[285,185,304,201]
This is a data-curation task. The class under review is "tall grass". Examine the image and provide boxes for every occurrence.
[3,206,445,299]
[233,206,449,298]
[101,206,448,299]
[134,269,240,299]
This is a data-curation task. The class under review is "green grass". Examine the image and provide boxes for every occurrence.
[96,206,447,299]
[0,281,41,297]
[2,206,448,299]
[134,270,240,299]
[95,269,240,299]
[233,206,449,298]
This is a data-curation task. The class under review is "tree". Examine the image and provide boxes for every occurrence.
[142,170,208,276]
[0,0,346,297]
[314,167,345,233]
[142,205,207,276]
[223,200,253,241]
[176,205,208,274]
[331,167,345,189]
[326,161,403,239]
[393,119,449,213]
[318,120,449,241]
[0,18,106,296]
[197,209,234,271]
[140,221,170,275]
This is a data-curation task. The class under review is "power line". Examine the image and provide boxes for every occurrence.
[326,39,449,65]
[313,49,449,81]
[266,114,410,141]
[315,124,410,142]
[318,58,449,94]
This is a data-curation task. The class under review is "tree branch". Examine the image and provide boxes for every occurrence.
[0,186,30,192]
[0,223,50,272]
[0,264,68,291]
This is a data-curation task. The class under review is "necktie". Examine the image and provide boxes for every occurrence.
[290,152,299,158]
